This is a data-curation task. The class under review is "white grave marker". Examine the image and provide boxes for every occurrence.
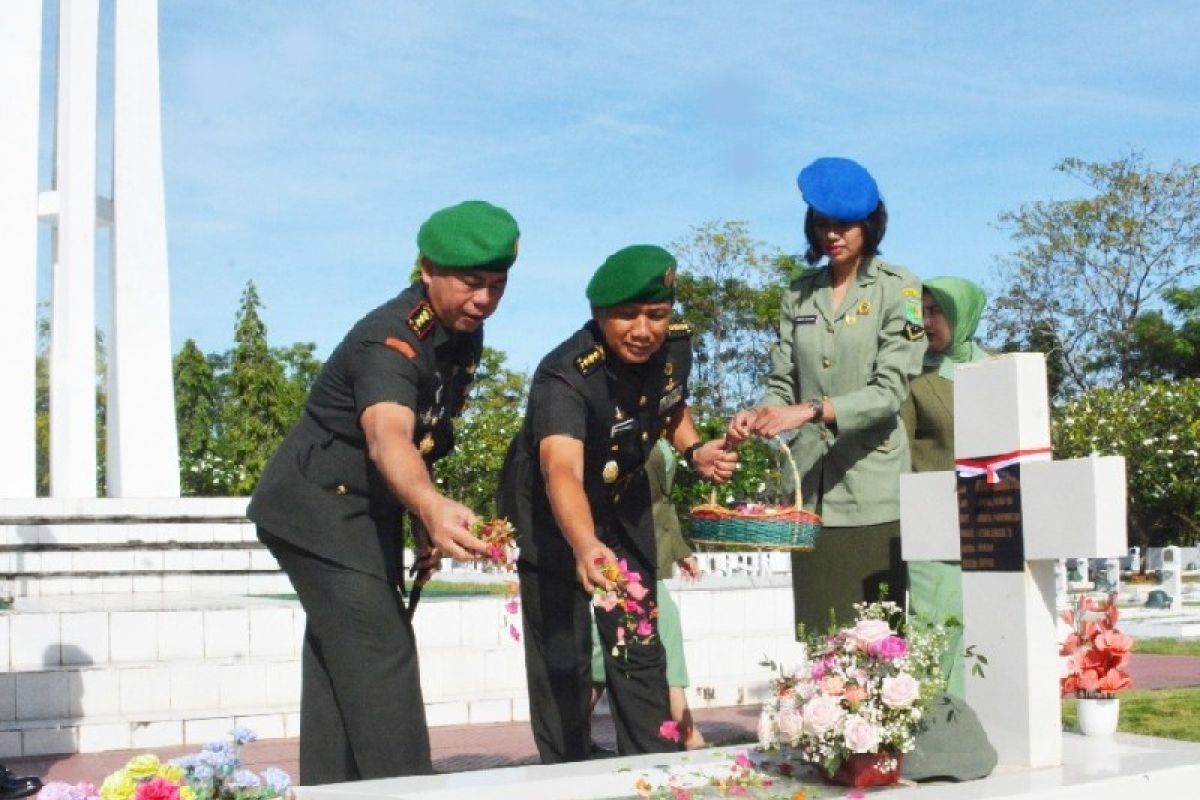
[899,353,1126,767]
[1161,546,1183,612]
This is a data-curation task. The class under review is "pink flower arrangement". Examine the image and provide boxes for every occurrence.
[1059,593,1133,699]
[758,601,948,776]
[470,516,523,643]
[593,558,657,660]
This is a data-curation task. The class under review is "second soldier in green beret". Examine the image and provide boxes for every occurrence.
[249,200,519,784]
[497,244,738,763]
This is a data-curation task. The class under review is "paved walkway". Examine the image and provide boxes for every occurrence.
[12,654,1199,786]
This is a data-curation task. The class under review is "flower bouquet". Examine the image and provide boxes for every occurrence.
[688,440,820,552]
[1059,592,1133,699]
[758,601,947,787]
[472,516,521,643]
[39,728,292,800]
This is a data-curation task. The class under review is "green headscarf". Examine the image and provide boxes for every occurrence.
[924,276,989,381]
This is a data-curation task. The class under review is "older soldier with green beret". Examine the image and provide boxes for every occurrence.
[249,200,519,784]
[498,245,737,764]
[728,157,927,634]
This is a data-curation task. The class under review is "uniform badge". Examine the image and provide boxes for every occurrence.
[664,361,674,376]
[611,418,636,436]
[668,321,692,340]
[845,315,857,326]
[794,314,817,325]
[857,299,872,316]
[902,287,921,300]
[905,298,924,326]
[613,405,625,420]
[384,336,417,360]
[659,384,685,413]
[575,344,605,376]
[407,302,436,340]
[904,322,926,341]
[418,433,435,454]
[602,460,620,483]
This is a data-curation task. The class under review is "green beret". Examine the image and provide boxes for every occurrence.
[586,245,677,308]
[417,200,520,271]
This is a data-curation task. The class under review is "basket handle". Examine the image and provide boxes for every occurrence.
[770,437,804,510]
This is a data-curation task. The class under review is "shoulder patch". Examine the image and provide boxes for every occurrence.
[384,336,417,360]
[575,344,606,376]
[904,322,926,341]
[668,321,693,340]
[407,301,436,340]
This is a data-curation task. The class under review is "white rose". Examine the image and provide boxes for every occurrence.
[881,673,920,708]
[851,619,893,646]
[776,698,803,743]
[801,695,845,736]
[843,714,882,754]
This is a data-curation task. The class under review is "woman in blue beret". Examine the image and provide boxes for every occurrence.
[728,157,927,634]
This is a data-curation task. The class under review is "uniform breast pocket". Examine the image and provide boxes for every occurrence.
[302,435,369,498]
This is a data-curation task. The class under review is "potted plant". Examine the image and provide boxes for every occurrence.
[758,601,948,788]
[1059,592,1133,737]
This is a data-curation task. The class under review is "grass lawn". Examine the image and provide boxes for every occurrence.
[1063,688,1200,741]
[1134,638,1200,657]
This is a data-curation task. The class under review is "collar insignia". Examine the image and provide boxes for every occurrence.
[575,344,605,376]
[668,321,692,340]
[407,301,436,340]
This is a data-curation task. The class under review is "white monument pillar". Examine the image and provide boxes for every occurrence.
[0,0,43,497]
[1161,546,1183,612]
[899,353,1127,768]
[107,0,181,497]
[49,0,102,498]
[2,0,181,499]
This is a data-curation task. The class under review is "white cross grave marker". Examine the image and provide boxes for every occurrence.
[899,353,1126,767]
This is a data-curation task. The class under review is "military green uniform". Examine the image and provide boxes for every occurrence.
[248,282,480,784]
[764,255,926,633]
[497,320,692,763]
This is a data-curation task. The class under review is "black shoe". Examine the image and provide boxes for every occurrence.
[588,742,616,759]
[0,767,42,800]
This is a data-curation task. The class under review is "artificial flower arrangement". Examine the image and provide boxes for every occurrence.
[1059,592,1133,698]
[757,601,947,786]
[38,728,291,800]
[592,557,657,660]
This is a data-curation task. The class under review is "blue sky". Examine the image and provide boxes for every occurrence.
[38,1,1200,374]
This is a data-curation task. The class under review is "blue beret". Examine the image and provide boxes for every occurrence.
[796,157,880,222]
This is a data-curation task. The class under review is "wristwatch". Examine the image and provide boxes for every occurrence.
[808,399,824,423]
[683,441,703,469]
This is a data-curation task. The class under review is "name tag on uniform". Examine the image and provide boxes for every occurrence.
[794,314,817,325]
[610,418,636,436]
[659,385,685,413]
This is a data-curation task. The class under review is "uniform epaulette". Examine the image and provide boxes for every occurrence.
[407,301,436,340]
[667,321,693,340]
[575,344,605,376]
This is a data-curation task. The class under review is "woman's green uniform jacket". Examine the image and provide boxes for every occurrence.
[764,256,927,526]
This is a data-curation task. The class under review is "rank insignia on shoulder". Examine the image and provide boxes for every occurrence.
[668,321,693,340]
[407,301,436,339]
[384,336,417,360]
[575,344,605,375]
[904,322,926,341]
[902,286,921,300]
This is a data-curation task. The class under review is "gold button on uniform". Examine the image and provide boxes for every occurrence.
[334,484,348,496]
[822,357,832,368]
[641,431,649,441]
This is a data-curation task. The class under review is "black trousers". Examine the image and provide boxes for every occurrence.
[261,530,433,785]
[518,544,677,764]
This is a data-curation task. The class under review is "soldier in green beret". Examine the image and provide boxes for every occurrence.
[728,157,927,635]
[248,200,519,784]
[497,244,738,763]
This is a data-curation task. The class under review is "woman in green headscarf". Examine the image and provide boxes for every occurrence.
[899,276,988,699]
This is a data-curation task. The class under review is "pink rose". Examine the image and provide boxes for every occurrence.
[868,635,908,660]
[134,778,179,800]
[851,619,893,648]
[842,714,881,754]
[776,699,803,742]
[801,695,845,736]
[626,581,649,602]
[819,675,846,696]
[636,618,653,637]
[658,720,681,742]
[881,673,920,708]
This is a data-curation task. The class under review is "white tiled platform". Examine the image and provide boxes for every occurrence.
[0,577,799,759]
[297,732,1200,800]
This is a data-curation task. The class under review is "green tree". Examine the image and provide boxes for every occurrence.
[988,151,1200,393]
[672,220,795,419]
[1053,380,1200,548]
[1126,286,1200,381]
[216,281,295,495]
[173,338,225,495]
[274,341,324,425]
[434,346,528,514]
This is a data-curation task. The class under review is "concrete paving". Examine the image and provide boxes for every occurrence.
[11,654,1198,787]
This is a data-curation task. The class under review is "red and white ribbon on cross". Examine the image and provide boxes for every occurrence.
[955,447,1053,484]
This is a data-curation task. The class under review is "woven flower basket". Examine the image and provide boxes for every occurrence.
[687,440,821,552]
